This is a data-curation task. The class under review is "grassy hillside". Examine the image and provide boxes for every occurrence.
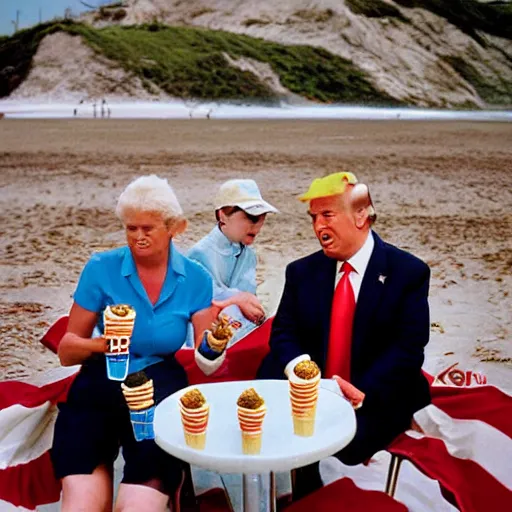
[0,20,398,105]
[0,22,63,98]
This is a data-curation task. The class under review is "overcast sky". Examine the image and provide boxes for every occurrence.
[0,1,112,35]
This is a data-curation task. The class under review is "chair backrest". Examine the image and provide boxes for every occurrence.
[40,316,69,354]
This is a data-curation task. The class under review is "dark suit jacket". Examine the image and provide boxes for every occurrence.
[259,232,431,425]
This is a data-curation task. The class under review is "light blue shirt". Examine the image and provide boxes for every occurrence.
[74,242,213,372]
[185,226,259,349]
[187,226,257,298]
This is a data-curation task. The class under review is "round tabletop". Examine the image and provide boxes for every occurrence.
[154,379,356,474]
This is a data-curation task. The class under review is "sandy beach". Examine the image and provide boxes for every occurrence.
[0,119,511,390]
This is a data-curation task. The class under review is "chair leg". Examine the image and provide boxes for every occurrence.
[291,462,322,501]
[385,453,403,498]
[172,464,198,512]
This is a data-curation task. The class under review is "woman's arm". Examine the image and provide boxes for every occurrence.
[57,302,107,366]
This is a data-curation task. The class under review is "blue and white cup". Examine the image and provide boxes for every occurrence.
[106,352,130,381]
[105,337,130,381]
[129,406,155,441]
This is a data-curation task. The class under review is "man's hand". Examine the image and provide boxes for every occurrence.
[332,375,365,410]
[213,292,265,325]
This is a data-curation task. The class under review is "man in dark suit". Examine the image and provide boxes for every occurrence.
[258,172,431,496]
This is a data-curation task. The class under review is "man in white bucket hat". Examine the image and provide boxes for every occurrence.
[187,179,278,373]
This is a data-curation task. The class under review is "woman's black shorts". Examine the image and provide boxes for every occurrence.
[50,355,188,495]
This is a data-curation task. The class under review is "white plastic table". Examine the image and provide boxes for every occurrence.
[154,379,356,512]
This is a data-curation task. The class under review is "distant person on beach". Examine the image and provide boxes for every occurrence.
[187,179,279,364]
[51,175,217,511]
[101,98,111,119]
[258,171,431,499]
[74,99,85,118]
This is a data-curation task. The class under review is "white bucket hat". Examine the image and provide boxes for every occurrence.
[215,179,279,216]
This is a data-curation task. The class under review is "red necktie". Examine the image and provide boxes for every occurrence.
[325,262,356,381]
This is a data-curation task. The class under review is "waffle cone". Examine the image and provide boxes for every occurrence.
[179,403,210,450]
[292,405,317,436]
[206,331,229,353]
[288,372,320,437]
[241,432,262,455]
[184,431,207,450]
[122,380,154,411]
[127,399,154,411]
[237,404,266,454]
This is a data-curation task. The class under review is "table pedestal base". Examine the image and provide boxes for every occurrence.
[243,472,276,512]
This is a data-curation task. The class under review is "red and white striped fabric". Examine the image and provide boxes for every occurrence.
[1,316,511,511]
[387,380,512,511]
[0,366,79,510]
[321,378,512,511]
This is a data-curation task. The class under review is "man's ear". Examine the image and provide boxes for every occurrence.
[354,207,369,229]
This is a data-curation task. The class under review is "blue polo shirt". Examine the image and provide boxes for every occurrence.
[74,242,213,373]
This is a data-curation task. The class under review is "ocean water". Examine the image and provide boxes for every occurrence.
[0,99,511,121]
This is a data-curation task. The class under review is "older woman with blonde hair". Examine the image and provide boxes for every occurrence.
[51,175,213,512]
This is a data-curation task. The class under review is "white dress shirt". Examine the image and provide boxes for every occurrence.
[335,230,375,299]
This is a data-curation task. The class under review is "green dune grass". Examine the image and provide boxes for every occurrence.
[0,20,398,105]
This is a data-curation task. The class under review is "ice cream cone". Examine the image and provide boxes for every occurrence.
[206,330,229,353]
[237,404,267,454]
[104,304,136,338]
[206,315,233,353]
[289,361,321,437]
[236,388,266,454]
[179,388,209,450]
[122,374,155,441]
[179,402,210,450]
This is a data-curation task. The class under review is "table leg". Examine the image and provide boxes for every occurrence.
[243,473,273,512]
[269,472,277,512]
